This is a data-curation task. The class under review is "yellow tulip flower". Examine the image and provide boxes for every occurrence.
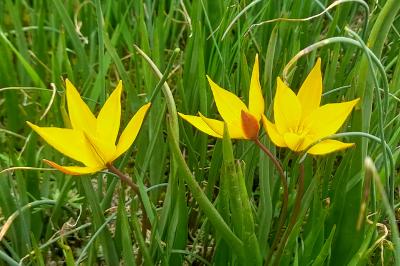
[262,59,359,155]
[179,55,264,140]
[27,80,151,175]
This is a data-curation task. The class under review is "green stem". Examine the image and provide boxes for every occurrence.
[253,138,288,265]
[365,157,400,263]
[134,45,179,138]
[167,121,244,257]
[0,200,56,241]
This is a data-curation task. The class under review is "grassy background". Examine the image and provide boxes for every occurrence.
[0,0,399,265]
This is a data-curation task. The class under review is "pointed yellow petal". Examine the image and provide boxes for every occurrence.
[307,140,355,155]
[261,115,286,147]
[65,79,97,132]
[178,112,223,138]
[248,54,264,121]
[200,113,247,139]
[96,80,122,145]
[297,58,322,117]
[207,76,249,126]
[83,132,116,164]
[44,159,103,175]
[305,98,359,139]
[274,78,302,133]
[27,121,102,167]
[283,132,309,152]
[115,103,151,159]
[198,113,247,139]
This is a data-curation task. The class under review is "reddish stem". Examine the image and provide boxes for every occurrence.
[253,139,289,265]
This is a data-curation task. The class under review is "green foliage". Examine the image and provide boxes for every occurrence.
[0,0,399,265]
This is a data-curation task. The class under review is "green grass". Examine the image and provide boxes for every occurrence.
[0,0,400,265]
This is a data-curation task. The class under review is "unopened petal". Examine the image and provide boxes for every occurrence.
[305,98,359,139]
[207,76,249,126]
[307,140,355,155]
[241,111,259,140]
[274,78,302,134]
[297,58,322,117]
[65,79,97,132]
[115,103,151,159]
[261,115,286,147]
[248,54,264,121]
[44,159,103,175]
[27,122,101,166]
[97,80,122,145]
[178,112,222,138]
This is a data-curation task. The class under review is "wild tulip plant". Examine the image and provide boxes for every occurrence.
[179,56,359,265]
[28,80,151,191]
[22,56,358,265]
[178,54,264,140]
[263,59,359,155]
[1,2,400,265]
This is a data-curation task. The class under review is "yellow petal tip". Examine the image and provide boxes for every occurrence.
[26,121,38,130]
[206,75,215,86]
[65,78,73,87]
[141,102,152,112]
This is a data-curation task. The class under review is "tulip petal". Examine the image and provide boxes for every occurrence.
[283,132,310,152]
[248,54,264,121]
[115,103,151,159]
[200,112,248,139]
[44,159,103,175]
[178,112,222,138]
[241,111,259,139]
[274,78,302,134]
[307,140,354,155]
[27,122,102,167]
[197,113,224,137]
[200,113,248,139]
[65,79,97,133]
[83,132,116,164]
[96,80,122,145]
[261,115,286,147]
[207,76,249,126]
[305,98,359,139]
[297,58,322,117]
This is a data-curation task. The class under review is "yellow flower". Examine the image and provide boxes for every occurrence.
[178,55,264,140]
[262,59,359,155]
[27,80,151,175]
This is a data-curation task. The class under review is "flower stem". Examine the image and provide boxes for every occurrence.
[107,164,140,195]
[253,139,288,265]
[106,163,150,247]
[272,163,305,266]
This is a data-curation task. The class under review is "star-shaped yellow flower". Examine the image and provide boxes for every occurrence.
[262,59,359,155]
[27,80,151,175]
[178,55,264,140]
